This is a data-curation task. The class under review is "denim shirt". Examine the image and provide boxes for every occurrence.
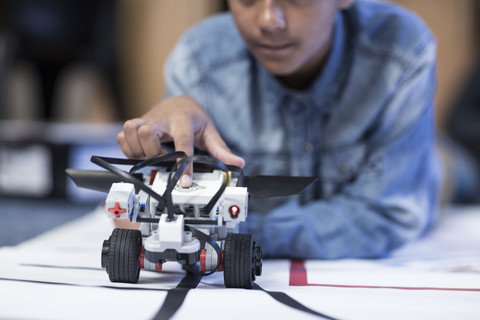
[164,0,441,259]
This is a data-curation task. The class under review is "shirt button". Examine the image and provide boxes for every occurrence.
[337,164,347,174]
[290,104,301,113]
[302,143,313,154]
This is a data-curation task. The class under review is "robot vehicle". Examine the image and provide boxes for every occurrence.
[67,152,314,288]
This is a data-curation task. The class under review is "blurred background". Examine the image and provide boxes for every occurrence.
[0,0,479,244]
[1,0,478,125]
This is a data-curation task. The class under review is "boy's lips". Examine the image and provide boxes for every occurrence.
[258,42,292,49]
[254,41,294,56]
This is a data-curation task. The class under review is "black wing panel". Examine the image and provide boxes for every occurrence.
[243,176,317,198]
[65,169,128,193]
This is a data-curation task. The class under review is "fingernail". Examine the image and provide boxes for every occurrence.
[180,175,192,188]
[238,156,246,168]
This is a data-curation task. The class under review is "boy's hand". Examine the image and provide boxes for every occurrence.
[117,95,245,187]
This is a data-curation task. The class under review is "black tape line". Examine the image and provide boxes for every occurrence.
[0,277,168,292]
[253,283,340,320]
[20,263,103,271]
[152,273,202,320]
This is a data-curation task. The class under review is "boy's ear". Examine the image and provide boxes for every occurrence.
[339,0,354,10]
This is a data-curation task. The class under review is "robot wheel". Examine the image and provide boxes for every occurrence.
[102,228,142,283]
[223,233,263,289]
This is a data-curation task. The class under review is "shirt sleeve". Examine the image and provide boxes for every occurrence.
[163,33,204,100]
[241,40,442,259]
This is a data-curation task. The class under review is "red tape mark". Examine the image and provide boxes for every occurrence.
[289,260,480,292]
[289,260,308,286]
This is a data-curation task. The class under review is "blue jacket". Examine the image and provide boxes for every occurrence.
[164,0,442,259]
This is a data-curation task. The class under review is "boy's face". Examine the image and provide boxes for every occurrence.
[229,0,353,80]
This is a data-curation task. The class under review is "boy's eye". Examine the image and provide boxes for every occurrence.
[235,0,316,7]
[287,0,317,6]
[236,0,258,6]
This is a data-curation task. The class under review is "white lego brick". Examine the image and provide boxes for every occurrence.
[221,187,248,222]
[105,183,135,219]
[158,214,184,248]
[152,170,224,206]
[144,215,200,253]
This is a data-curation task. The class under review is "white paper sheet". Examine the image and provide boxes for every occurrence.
[1,206,479,320]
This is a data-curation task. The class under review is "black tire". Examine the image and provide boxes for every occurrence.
[103,228,142,283]
[224,233,262,289]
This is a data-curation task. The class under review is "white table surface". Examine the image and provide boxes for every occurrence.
[1,205,479,320]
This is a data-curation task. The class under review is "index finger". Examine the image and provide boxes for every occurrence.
[171,126,195,187]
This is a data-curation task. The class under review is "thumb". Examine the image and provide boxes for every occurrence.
[203,125,245,168]
[212,146,245,168]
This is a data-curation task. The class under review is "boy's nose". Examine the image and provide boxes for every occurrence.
[258,0,286,32]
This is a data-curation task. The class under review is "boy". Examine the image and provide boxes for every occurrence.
[117,0,441,259]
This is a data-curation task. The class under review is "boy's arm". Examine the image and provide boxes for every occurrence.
[117,31,245,187]
[116,96,245,187]
[243,107,439,259]
[242,51,440,259]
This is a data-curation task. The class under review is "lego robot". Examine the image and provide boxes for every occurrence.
[67,152,314,289]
